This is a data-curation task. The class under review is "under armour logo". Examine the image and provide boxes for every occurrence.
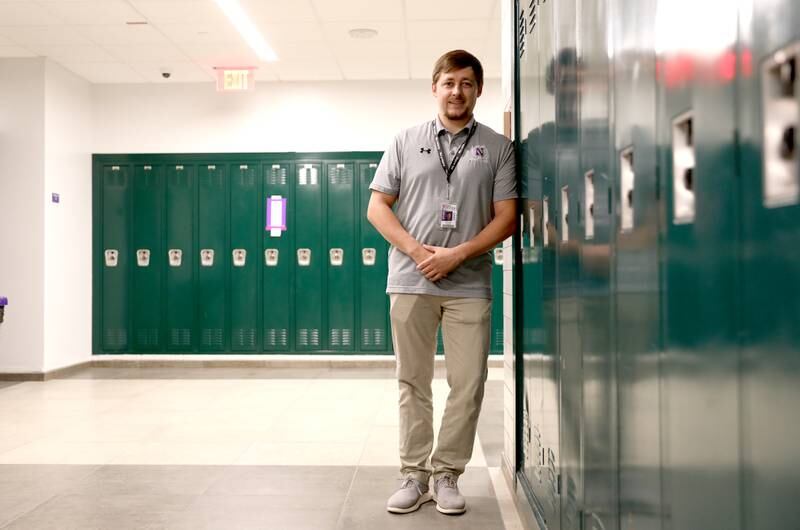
[419,147,431,154]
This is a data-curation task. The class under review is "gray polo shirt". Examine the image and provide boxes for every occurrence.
[370,116,517,299]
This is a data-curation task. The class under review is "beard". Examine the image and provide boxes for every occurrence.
[445,103,470,121]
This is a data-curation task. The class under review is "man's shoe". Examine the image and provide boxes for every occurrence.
[433,473,466,515]
[386,477,432,514]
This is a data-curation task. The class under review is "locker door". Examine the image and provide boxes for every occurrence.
[490,244,504,354]
[131,165,163,351]
[263,162,293,352]
[230,163,260,352]
[197,164,227,352]
[326,162,355,351]
[101,164,131,352]
[358,161,390,352]
[165,164,195,351]
[294,162,323,351]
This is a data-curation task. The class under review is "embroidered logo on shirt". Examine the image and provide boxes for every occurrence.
[419,147,431,154]
[471,146,487,158]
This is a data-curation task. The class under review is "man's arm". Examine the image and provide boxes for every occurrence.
[366,190,432,265]
[417,199,517,282]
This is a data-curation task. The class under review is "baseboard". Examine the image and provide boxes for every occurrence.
[0,361,92,382]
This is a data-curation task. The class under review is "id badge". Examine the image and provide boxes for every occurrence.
[439,201,458,229]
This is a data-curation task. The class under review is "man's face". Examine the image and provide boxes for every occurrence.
[432,67,482,122]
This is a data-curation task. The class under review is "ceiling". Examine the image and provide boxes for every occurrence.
[0,0,501,84]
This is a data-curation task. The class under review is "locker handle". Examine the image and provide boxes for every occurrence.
[329,248,344,266]
[362,248,376,266]
[232,249,247,267]
[297,248,311,266]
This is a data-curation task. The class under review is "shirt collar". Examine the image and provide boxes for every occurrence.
[435,115,476,137]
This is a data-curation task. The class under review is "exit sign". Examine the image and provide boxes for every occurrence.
[215,68,255,92]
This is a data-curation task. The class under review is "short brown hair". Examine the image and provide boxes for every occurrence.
[432,50,484,88]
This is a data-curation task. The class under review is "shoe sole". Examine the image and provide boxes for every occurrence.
[435,503,466,515]
[387,492,432,514]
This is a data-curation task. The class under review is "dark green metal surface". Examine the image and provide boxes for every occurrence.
[263,161,293,351]
[326,162,356,351]
[293,160,323,351]
[100,165,130,352]
[197,164,228,352]
[164,165,195,351]
[230,164,260,351]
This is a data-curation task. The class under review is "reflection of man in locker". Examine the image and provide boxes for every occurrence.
[367,49,516,516]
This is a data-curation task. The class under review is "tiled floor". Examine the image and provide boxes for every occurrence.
[0,366,522,529]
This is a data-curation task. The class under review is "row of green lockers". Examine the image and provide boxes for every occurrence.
[92,153,505,354]
[513,0,798,530]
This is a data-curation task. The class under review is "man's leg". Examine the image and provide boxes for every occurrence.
[431,297,492,477]
[389,294,441,482]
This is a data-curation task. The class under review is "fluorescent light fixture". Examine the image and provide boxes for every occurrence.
[212,0,277,62]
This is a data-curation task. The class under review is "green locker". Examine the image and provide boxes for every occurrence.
[294,161,324,351]
[165,164,195,351]
[326,162,356,351]
[229,163,260,351]
[101,164,131,351]
[358,162,390,352]
[263,161,293,351]
[490,245,504,354]
[131,165,163,351]
[197,163,228,352]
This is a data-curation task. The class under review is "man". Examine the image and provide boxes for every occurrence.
[367,49,517,515]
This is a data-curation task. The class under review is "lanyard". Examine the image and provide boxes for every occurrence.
[432,120,478,184]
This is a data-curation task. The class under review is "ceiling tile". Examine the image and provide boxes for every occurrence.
[241,0,316,22]
[103,43,188,62]
[155,23,240,44]
[129,61,213,82]
[179,42,260,67]
[128,0,224,25]
[250,66,279,81]
[408,40,488,79]
[62,61,145,83]
[338,55,408,80]
[258,21,325,44]
[27,43,117,62]
[0,3,64,25]
[0,45,37,57]
[79,24,172,46]
[406,20,490,42]
[270,41,335,61]
[39,0,144,25]
[0,25,91,46]
[320,21,403,42]
[405,0,495,21]
[311,0,403,22]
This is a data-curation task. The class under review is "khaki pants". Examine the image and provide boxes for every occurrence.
[389,293,492,483]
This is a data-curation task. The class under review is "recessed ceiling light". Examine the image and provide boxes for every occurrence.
[348,28,378,39]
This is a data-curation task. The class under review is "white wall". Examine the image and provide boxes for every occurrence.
[0,58,46,373]
[92,79,504,153]
[43,60,92,372]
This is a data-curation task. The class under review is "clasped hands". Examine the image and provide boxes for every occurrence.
[413,244,466,282]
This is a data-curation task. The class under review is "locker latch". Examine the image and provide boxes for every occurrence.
[297,248,311,266]
[104,249,119,267]
[265,249,279,267]
[329,248,344,266]
[232,249,247,267]
[168,249,182,267]
[561,186,569,242]
[493,248,504,265]
[136,249,151,267]
[620,147,635,232]
[201,249,214,267]
[584,170,595,239]
[673,112,695,223]
[362,248,376,266]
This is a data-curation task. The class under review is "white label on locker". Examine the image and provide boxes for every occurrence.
[297,248,311,266]
[494,248,504,265]
[176,165,184,171]
[168,249,182,267]
[201,249,214,267]
[369,163,377,168]
[104,249,119,267]
[265,249,279,266]
[530,206,536,248]
[136,249,151,267]
[272,164,281,169]
[208,165,216,170]
[232,249,247,267]
[672,112,696,223]
[561,186,569,242]
[112,166,120,171]
[543,197,550,246]
[299,165,318,186]
[362,248,376,266]
[585,170,595,239]
[144,165,152,171]
[620,148,635,232]
[240,165,248,170]
[329,248,344,266]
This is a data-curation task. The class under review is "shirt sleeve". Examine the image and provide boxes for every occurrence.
[369,133,402,196]
[492,139,517,201]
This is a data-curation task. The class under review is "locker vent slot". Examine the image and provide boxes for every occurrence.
[170,328,191,347]
[330,328,353,347]
[266,328,288,347]
[239,173,255,187]
[268,167,287,185]
[494,329,504,349]
[170,173,188,187]
[298,328,320,347]
[107,172,127,187]
[104,328,127,348]
[298,166,318,186]
[234,328,256,348]
[201,328,223,348]
[136,328,159,347]
[329,166,353,185]
[362,328,385,347]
